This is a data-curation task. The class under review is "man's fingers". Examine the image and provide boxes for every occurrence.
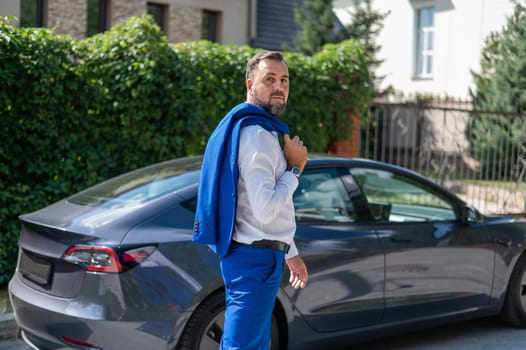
[284,134,304,145]
[294,279,304,289]
[291,276,299,289]
[292,277,305,289]
[289,272,307,289]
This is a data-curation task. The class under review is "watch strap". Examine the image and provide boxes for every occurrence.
[286,166,301,178]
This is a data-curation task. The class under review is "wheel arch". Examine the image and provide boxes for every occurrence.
[492,233,526,303]
[500,249,526,327]
[175,285,290,349]
[273,293,289,349]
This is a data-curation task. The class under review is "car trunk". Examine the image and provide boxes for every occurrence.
[16,199,146,298]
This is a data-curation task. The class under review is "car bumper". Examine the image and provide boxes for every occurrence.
[9,273,189,350]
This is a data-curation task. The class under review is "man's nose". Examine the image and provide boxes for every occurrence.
[272,81,285,90]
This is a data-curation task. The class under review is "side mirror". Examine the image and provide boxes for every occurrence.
[462,205,483,224]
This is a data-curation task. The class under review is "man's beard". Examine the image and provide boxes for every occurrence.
[253,93,287,116]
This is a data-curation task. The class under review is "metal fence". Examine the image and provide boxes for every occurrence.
[361,100,526,215]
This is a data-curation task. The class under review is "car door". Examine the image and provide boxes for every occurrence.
[350,167,494,323]
[286,166,385,332]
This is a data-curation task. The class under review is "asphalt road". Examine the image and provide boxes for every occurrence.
[1,317,526,349]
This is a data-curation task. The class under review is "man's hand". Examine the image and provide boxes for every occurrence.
[286,255,308,289]
[283,134,307,171]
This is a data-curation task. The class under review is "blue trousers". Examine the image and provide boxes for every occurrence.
[219,243,285,350]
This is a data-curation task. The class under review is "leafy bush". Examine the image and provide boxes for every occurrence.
[0,15,373,284]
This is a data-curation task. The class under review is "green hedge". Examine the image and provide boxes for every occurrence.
[0,15,373,284]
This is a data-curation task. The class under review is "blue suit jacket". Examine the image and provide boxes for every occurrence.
[193,103,290,257]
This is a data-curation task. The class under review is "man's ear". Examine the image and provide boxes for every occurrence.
[246,79,253,93]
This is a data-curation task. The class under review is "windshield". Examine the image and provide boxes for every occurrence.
[68,157,202,208]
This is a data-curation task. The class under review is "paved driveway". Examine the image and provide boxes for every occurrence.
[2,317,526,350]
[351,317,526,350]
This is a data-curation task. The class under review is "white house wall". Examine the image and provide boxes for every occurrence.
[336,0,516,99]
[377,0,515,99]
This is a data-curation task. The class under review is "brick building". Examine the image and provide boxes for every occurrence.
[0,0,301,50]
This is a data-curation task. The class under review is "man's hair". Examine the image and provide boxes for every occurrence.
[245,51,288,81]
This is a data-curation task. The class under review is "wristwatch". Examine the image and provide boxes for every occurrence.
[286,166,302,179]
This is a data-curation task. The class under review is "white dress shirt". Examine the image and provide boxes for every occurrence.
[233,125,299,258]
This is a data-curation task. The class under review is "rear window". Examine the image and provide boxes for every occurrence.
[68,157,201,208]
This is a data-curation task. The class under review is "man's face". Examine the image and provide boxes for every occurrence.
[247,59,289,116]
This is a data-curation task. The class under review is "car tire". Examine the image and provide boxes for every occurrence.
[502,253,526,327]
[176,291,281,350]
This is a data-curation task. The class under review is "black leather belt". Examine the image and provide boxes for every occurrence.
[233,239,290,254]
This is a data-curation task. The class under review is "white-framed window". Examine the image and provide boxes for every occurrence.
[415,6,435,78]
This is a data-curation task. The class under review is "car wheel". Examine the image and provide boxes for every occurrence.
[177,291,281,350]
[502,253,526,327]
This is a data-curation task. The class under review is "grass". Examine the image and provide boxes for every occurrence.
[0,285,12,314]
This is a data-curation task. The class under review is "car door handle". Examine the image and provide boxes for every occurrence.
[495,238,511,247]
[390,236,412,243]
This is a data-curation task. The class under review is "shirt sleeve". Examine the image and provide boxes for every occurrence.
[286,240,299,259]
[238,126,298,224]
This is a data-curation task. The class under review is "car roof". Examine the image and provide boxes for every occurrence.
[307,154,421,176]
[150,153,440,189]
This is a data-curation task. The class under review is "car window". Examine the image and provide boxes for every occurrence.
[350,168,456,222]
[294,168,356,223]
[68,157,201,208]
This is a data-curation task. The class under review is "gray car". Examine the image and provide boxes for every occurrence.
[8,155,526,350]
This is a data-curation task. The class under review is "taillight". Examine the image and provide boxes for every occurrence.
[63,245,156,273]
[121,246,155,265]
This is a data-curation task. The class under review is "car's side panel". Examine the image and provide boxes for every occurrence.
[121,202,223,305]
[347,164,495,322]
[378,221,494,322]
[285,224,385,332]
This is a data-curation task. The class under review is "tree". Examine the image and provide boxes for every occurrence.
[294,0,389,87]
[468,0,526,179]
[469,31,502,109]
[294,0,338,56]
[341,0,390,87]
[470,1,526,113]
